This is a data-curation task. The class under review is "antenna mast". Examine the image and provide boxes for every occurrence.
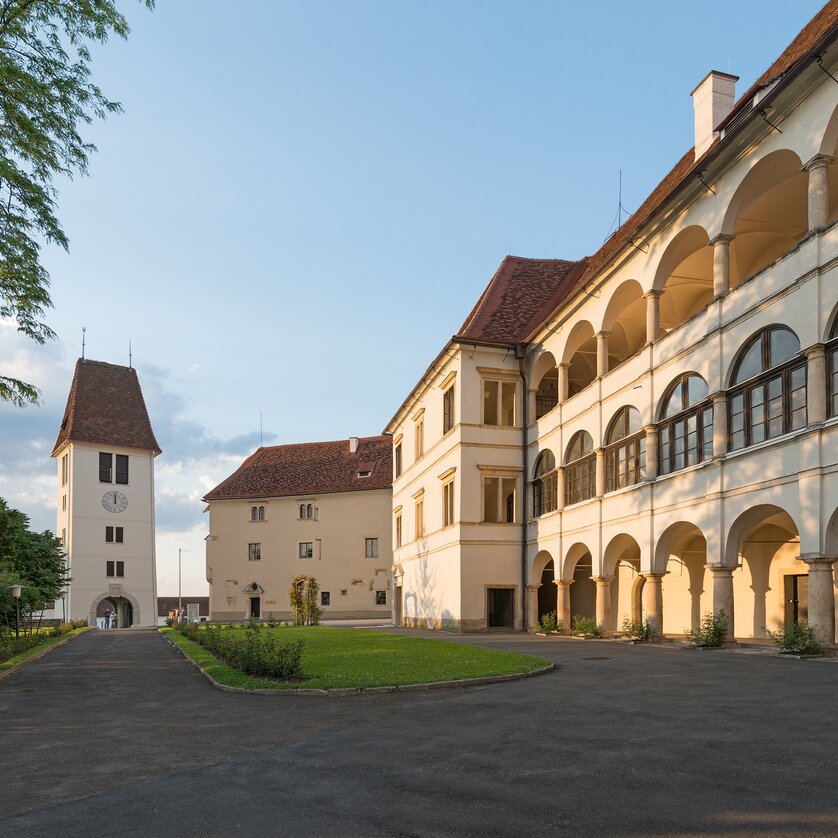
[81,327,86,360]
[129,339,133,369]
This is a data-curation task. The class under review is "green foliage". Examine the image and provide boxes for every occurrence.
[0,0,153,405]
[571,615,601,638]
[767,622,820,655]
[621,616,653,641]
[289,576,322,626]
[536,610,561,633]
[685,610,729,647]
[179,622,305,680]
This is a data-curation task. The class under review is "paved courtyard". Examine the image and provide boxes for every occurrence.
[1,627,837,837]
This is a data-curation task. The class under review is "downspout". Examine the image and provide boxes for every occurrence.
[515,343,528,632]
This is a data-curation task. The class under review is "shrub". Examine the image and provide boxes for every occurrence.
[289,576,322,626]
[685,610,728,647]
[571,615,601,638]
[536,611,561,633]
[621,617,652,641]
[767,622,820,655]
[0,633,43,663]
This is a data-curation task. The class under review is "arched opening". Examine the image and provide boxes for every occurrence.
[655,522,709,635]
[818,103,838,225]
[604,406,645,492]
[532,351,559,418]
[727,326,806,451]
[537,559,556,620]
[827,310,838,419]
[723,150,808,289]
[657,373,712,475]
[654,226,713,332]
[532,450,557,518]
[563,320,597,397]
[92,593,138,628]
[603,533,641,633]
[564,431,595,506]
[725,505,802,640]
[564,544,596,624]
[602,280,646,371]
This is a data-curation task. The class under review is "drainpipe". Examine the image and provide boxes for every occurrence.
[516,343,528,632]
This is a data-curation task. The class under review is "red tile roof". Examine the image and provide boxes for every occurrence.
[52,359,161,456]
[204,435,393,501]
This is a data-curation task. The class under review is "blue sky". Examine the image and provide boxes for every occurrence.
[0,0,824,594]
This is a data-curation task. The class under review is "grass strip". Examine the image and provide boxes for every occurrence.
[0,627,91,673]
[162,625,551,691]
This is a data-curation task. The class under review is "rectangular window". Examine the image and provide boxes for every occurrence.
[482,476,517,523]
[61,528,66,546]
[117,561,124,577]
[115,454,129,484]
[115,527,123,544]
[298,541,313,559]
[443,387,455,434]
[99,452,113,483]
[415,420,424,460]
[442,480,454,527]
[415,498,424,539]
[831,346,838,417]
[565,457,596,506]
[394,443,402,478]
[365,537,379,558]
[321,591,331,606]
[483,380,516,426]
[62,494,66,512]
[395,512,402,548]
[248,543,262,561]
[375,590,387,606]
[106,526,114,543]
[61,454,68,486]
[106,561,124,578]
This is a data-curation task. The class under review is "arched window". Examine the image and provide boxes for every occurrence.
[251,506,258,521]
[728,326,806,451]
[829,317,838,418]
[258,506,265,521]
[535,370,558,419]
[532,450,557,517]
[658,374,713,475]
[299,504,305,519]
[306,503,314,519]
[605,407,645,492]
[564,431,595,506]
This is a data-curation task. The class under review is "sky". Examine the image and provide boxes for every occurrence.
[0,0,825,596]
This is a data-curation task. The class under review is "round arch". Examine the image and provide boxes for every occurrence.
[724,325,801,388]
[602,533,641,578]
[825,506,838,556]
[656,372,709,422]
[531,350,559,418]
[89,589,142,627]
[531,549,555,584]
[600,280,645,370]
[561,320,597,396]
[561,541,593,582]
[818,101,838,158]
[723,504,799,569]
[532,448,556,481]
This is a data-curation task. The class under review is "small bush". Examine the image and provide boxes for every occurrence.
[621,617,652,641]
[685,610,728,647]
[767,622,820,655]
[536,611,561,633]
[571,615,601,638]
[0,634,42,663]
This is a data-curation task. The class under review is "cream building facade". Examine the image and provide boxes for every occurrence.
[387,4,838,644]
[50,359,160,627]
[204,436,393,620]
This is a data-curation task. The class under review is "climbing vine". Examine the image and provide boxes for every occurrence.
[289,576,322,626]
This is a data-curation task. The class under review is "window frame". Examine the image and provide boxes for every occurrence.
[442,478,455,527]
[365,537,379,558]
[657,374,714,476]
[564,432,595,506]
[321,591,330,606]
[395,510,402,548]
[482,474,518,524]
[115,454,129,485]
[443,386,455,435]
[298,541,313,559]
[828,320,838,418]
[99,452,112,483]
[248,542,262,561]
[394,442,402,478]
[482,378,517,427]
[532,451,557,518]
[375,590,387,606]
[604,408,645,493]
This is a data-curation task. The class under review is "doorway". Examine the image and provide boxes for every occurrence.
[537,560,555,619]
[487,588,514,628]
[784,574,808,625]
[250,596,261,619]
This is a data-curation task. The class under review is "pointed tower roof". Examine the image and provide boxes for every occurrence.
[52,359,161,456]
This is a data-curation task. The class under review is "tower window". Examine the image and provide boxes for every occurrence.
[99,452,113,483]
[106,560,125,578]
[115,454,129,484]
[248,543,261,561]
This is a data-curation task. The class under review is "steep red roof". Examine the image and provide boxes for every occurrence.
[204,435,393,501]
[455,256,588,345]
[52,359,161,456]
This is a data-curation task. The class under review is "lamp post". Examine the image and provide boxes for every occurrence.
[178,548,190,611]
[59,588,67,624]
[8,584,22,638]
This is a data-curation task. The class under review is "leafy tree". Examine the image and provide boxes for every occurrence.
[0,0,153,406]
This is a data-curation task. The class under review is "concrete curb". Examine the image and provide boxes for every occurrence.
[160,631,556,696]
[0,629,90,683]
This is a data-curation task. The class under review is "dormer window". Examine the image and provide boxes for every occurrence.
[357,470,372,478]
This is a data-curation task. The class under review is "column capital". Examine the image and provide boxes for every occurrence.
[557,361,569,371]
[526,583,541,591]
[644,288,663,300]
[803,342,827,360]
[798,553,838,567]
[591,575,614,584]
[641,571,667,580]
[709,390,727,404]
[553,579,572,589]
[595,330,611,339]
[643,423,657,435]
[709,233,734,246]
[802,153,835,173]
[704,564,734,576]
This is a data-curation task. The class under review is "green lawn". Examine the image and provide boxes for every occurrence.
[0,627,90,673]
[161,625,550,691]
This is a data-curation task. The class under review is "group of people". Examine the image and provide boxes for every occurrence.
[97,609,118,630]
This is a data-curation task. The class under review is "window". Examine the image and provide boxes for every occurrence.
[250,506,265,521]
[99,452,112,483]
[605,407,645,491]
[357,470,372,478]
[483,380,516,426]
[394,442,402,478]
[827,318,838,418]
[248,543,262,561]
[299,503,314,519]
[365,537,379,558]
[375,590,387,606]
[564,431,595,506]
[61,528,66,546]
[443,386,455,434]
[106,560,124,578]
[415,419,424,460]
[321,591,331,606]
[105,526,123,544]
[61,454,68,486]
[442,479,455,527]
[532,451,557,517]
[298,541,313,559]
[728,327,806,451]
[62,494,66,512]
[415,496,424,539]
[658,374,713,475]
[483,476,517,523]
[395,511,402,548]
[115,454,129,484]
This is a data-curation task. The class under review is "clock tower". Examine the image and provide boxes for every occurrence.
[52,359,161,627]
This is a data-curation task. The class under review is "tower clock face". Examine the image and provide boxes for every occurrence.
[102,491,128,513]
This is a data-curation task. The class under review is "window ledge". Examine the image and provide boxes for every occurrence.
[724,425,812,461]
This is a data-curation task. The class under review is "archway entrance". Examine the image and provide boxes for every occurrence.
[96,596,133,628]
[569,552,596,624]
[656,523,709,635]
[537,560,555,619]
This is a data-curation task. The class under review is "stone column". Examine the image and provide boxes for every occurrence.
[644,424,658,480]
[805,344,827,426]
[526,584,540,632]
[645,290,663,344]
[641,572,665,637]
[706,565,735,641]
[528,387,538,424]
[804,155,833,232]
[556,466,565,510]
[555,580,572,634]
[711,234,733,298]
[800,554,837,647]
[596,331,610,378]
[594,576,614,634]
[711,392,727,459]
[595,448,606,497]
[557,363,569,403]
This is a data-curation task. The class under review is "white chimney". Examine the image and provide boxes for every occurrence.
[349,436,359,454]
[691,71,738,159]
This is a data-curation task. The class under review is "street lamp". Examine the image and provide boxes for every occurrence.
[178,548,190,611]
[59,588,67,624]
[8,584,22,638]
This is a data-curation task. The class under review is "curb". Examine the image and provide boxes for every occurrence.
[0,630,89,683]
[160,631,556,696]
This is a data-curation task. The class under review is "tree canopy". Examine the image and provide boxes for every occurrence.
[0,0,153,406]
